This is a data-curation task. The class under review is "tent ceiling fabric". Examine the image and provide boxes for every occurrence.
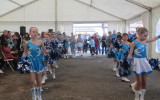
[0,0,35,16]
[0,0,160,21]
[133,0,160,8]
[0,0,18,16]
[10,0,35,5]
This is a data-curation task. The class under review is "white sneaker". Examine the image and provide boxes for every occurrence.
[116,68,120,77]
[131,82,136,93]
[37,95,42,100]
[66,56,69,58]
[122,77,130,82]
[45,74,48,80]
[0,69,4,73]
[52,69,56,79]
[32,95,37,100]
[41,76,46,84]
[55,64,59,69]
[113,68,116,71]
[116,73,120,77]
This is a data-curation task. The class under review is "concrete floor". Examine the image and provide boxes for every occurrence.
[0,55,160,100]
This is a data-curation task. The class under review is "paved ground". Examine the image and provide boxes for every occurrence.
[0,55,160,100]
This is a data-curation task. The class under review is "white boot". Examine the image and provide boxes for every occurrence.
[122,77,130,82]
[31,88,36,100]
[54,62,59,69]
[41,75,46,84]
[113,62,116,71]
[135,90,141,100]
[0,69,4,73]
[131,82,136,93]
[52,69,56,79]
[45,72,48,80]
[140,89,146,100]
[49,65,52,74]
[37,87,42,100]
[116,68,120,77]
[66,53,69,58]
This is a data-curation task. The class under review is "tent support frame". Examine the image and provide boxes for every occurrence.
[0,0,38,18]
[126,0,151,11]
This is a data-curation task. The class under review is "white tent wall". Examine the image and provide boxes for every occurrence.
[0,21,55,34]
[151,6,160,59]
[108,21,126,33]
[57,22,73,36]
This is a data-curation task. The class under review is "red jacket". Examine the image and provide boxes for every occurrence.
[2,46,13,58]
[93,37,99,48]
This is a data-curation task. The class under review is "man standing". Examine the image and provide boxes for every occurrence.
[127,31,133,42]
[101,33,107,55]
[111,30,117,39]
[106,31,114,49]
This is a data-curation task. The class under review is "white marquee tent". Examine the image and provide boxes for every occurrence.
[0,0,160,58]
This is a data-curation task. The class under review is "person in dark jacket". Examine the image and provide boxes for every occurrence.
[101,34,107,55]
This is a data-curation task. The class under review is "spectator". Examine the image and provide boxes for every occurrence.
[106,31,114,49]
[112,30,117,39]
[21,33,30,51]
[97,34,102,54]
[93,33,99,55]
[83,39,88,53]
[101,33,107,55]
[0,30,8,46]
[14,32,21,57]
[7,31,14,49]
[2,42,18,69]
[90,36,95,56]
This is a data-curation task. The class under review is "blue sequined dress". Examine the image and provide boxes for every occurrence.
[27,40,44,73]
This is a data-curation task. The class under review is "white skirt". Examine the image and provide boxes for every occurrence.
[132,58,153,75]
[77,42,82,48]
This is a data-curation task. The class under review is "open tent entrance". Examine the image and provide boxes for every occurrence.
[73,23,108,40]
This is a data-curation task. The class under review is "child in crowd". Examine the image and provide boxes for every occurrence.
[77,34,83,57]
[22,27,48,100]
[118,33,131,82]
[90,37,95,56]
[110,35,122,77]
[43,34,56,80]
[63,33,69,58]
[70,33,76,58]
[128,27,160,100]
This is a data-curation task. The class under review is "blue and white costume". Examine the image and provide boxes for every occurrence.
[70,39,76,50]
[63,38,69,49]
[27,40,45,73]
[119,42,130,61]
[119,42,131,77]
[44,41,56,64]
[112,39,122,60]
[132,40,153,75]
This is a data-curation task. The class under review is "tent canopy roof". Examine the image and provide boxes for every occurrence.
[0,0,160,21]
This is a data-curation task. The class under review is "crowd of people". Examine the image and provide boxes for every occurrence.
[0,26,160,100]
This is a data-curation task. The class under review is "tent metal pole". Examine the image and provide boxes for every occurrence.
[126,0,151,11]
[148,11,152,58]
[75,0,125,21]
[90,0,93,6]
[9,0,22,6]
[55,0,58,32]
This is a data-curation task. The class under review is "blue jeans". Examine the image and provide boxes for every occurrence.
[98,44,101,53]
[102,45,106,55]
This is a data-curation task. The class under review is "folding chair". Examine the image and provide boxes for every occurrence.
[1,51,14,72]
